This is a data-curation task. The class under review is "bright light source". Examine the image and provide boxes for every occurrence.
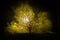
[23,16,29,24]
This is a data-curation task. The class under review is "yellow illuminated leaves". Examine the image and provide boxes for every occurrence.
[6,4,34,34]
[14,4,34,26]
[6,4,52,34]
[31,12,52,33]
[7,21,29,34]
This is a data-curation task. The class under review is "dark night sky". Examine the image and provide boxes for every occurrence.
[0,0,58,40]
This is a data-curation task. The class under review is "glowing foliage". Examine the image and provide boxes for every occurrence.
[6,4,34,34]
[6,4,52,34]
[14,4,34,26]
[31,12,52,33]
[7,21,29,34]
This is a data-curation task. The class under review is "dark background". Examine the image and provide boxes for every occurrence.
[0,0,58,40]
